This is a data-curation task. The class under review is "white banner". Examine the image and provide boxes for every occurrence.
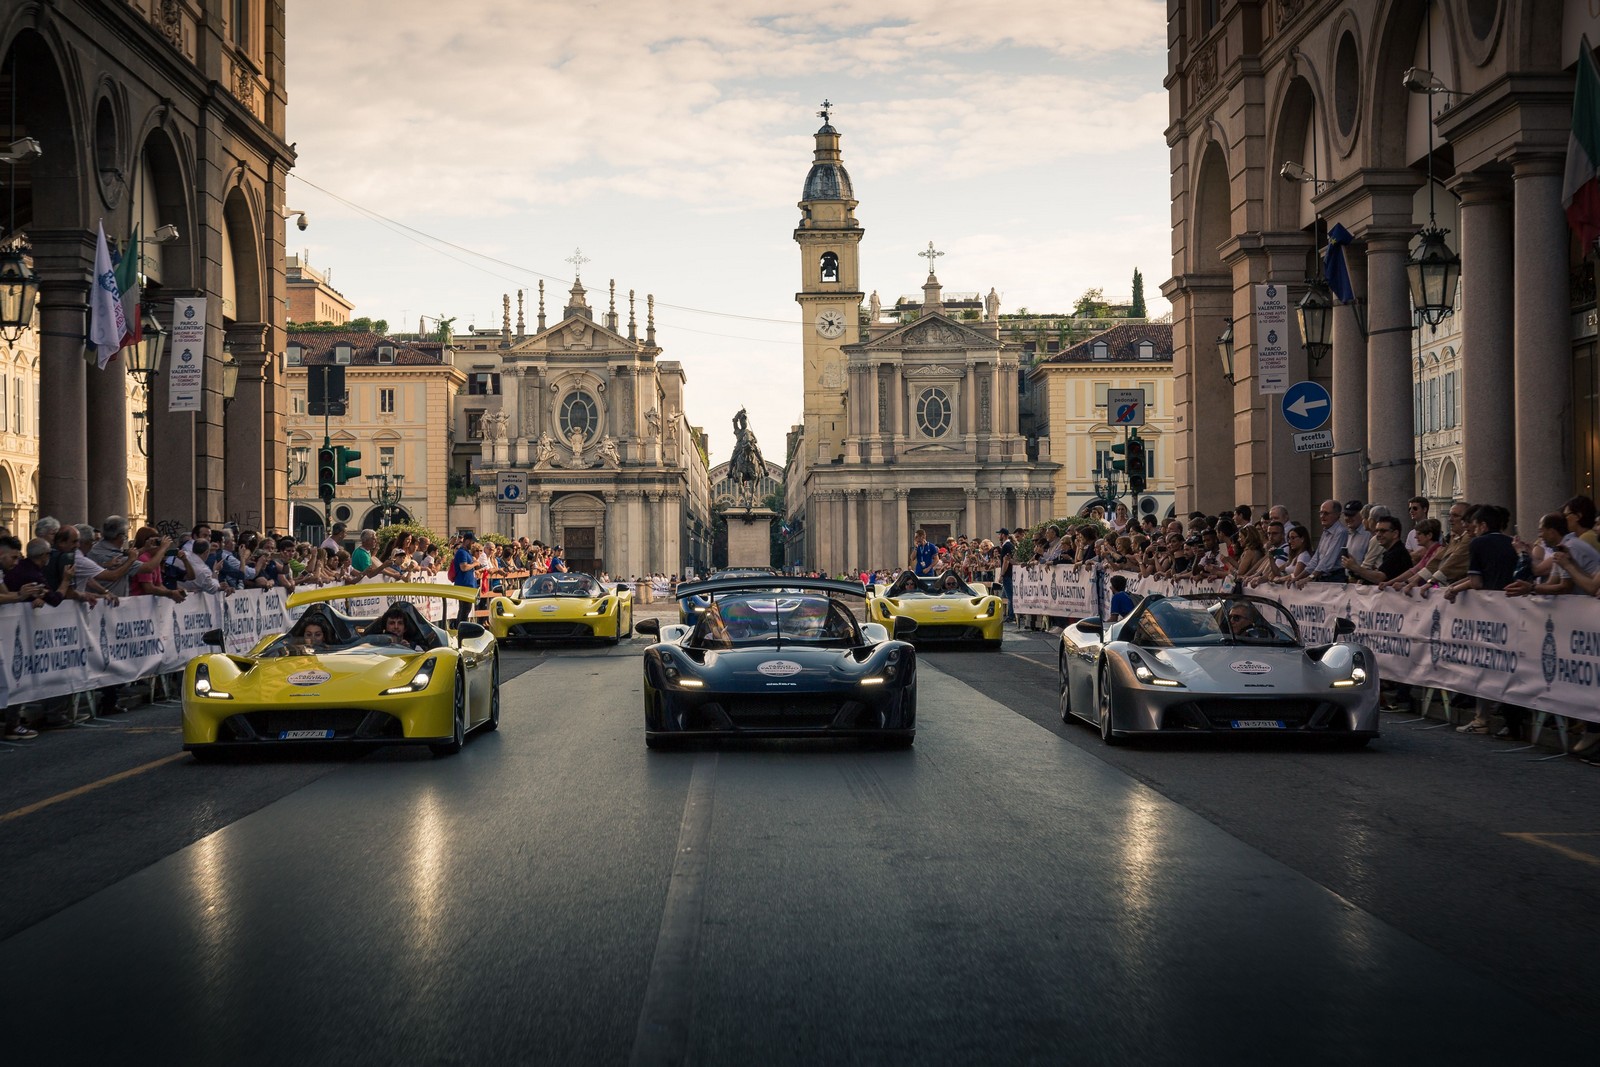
[167,297,206,412]
[1254,282,1289,394]
[1008,565,1600,724]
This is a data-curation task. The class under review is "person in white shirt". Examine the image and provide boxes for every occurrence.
[180,539,223,594]
[1511,513,1600,596]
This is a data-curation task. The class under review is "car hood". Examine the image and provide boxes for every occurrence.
[224,650,430,694]
[1137,644,1340,691]
[877,596,992,621]
[501,596,609,618]
[698,645,869,683]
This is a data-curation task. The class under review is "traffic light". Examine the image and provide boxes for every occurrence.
[1126,434,1148,494]
[1109,440,1128,474]
[316,446,336,504]
[335,445,362,484]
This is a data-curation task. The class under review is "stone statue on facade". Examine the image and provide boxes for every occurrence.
[728,407,767,508]
[568,426,587,466]
[533,430,557,469]
[483,409,508,442]
[596,435,622,469]
[869,290,881,324]
[644,406,661,438]
[985,287,1000,321]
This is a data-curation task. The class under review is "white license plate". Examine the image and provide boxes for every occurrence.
[1231,719,1285,730]
[279,729,335,740]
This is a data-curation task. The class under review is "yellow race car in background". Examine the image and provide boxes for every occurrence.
[487,572,634,645]
[182,584,500,759]
[867,572,1004,649]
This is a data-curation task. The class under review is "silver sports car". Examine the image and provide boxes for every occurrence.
[1057,594,1380,747]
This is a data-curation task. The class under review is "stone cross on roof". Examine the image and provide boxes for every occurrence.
[918,241,944,276]
[817,98,832,123]
[565,247,590,280]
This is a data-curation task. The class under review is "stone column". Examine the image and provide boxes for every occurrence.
[1331,254,1368,503]
[866,363,880,456]
[602,490,617,573]
[895,488,910,567]
[1456,176,1514,508]
[30,230,93,523]
[645,491,662,574]
[535,491,551,546]
[84,339,129,525]
[662,492,682,573]
[1512,155,1575,528]
[1364,232,1418,510]
[964,487,978,540]
[224,323,270,530]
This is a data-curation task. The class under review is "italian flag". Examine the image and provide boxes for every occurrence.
[1563,36,1600,253]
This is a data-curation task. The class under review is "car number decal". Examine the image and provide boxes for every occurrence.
[287,669,332,686]
[539,604,559,613]
[279,729,335,740]
[757,660,803,677]
[931,604,950,613]
[1229,660,1272,675]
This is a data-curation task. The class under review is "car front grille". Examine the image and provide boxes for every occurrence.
[1167,698,1343,731]
[912,624,989,641]
[691,696,878,731]
[221,709,404,741]
[509,621,595,639]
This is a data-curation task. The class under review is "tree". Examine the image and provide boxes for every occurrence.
[1072,288,1109,318]
[1130,269,1146,318]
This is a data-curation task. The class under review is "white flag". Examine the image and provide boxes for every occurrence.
[88,220,127,369]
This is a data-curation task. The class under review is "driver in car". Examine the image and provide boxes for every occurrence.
[380,608,423,650]
[938,571,967,595]
[287,620,329,655]
[1224,601,1276,640]
[887,571,918,597]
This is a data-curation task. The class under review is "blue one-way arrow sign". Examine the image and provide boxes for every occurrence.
[1281,380,1331,432]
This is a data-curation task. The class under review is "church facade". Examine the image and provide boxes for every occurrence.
[457,278,712,578]
[783,116,1058,573]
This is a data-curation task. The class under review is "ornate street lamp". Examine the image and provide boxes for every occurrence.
[220,342,239,406]
[0,245,39,345]
[1406,224,1461,328]
[1216,318,1235,383]
[1296,279,1334,366]
[127,310,167,459]
[288,445,311,488]
[366,454,405,528]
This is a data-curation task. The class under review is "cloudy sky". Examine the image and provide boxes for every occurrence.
[285,0,1170,462]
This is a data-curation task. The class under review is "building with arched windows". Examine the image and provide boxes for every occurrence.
[1165,1,1598,525]
[2,1,295,531]
[709,459,784,509]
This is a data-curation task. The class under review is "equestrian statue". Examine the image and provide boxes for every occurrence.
[728,408,767,508]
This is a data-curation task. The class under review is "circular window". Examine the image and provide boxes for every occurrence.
[1333,31,1360,139]
[1467,0,1497,40]
[916,388,952,438]
[560,390,600,439]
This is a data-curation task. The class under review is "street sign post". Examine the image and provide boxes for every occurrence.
[496,471,529,515]
[1281,380,1331,432]
[1293,429,1334,453]
[1107,388,1146,427]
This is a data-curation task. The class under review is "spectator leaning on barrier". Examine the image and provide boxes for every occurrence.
[1562,495,1599,555]
[1359,506,1392,570]
[1404,495,1431,555]
[6,538,63,605]
[1380,518,1443,590]
[86,516,147,599]
[1343,515,1411,585]
[129,527,184,600]
[1342,501,1372,563]
[179,539,222,594]
[321,522,346,554]
[1303,499,1349,582]
[50,525,103,605]
[1508,512,1600,597]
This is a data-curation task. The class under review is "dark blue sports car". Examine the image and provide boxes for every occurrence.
[637,576,918,749]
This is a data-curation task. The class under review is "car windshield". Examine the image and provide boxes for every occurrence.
[885,574,974,598]
[1127,596,1299,648]
[521,573,603,598]
[690,593,861,649]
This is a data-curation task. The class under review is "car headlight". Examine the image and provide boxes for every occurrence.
[383,656,438,695]
[495,600,509,615]
[1331,653,1369,688]
[1128,650,1184,688]
[860,676,886,686]
[585,598,611,617]
[660,660,704,688]
[193,662,232,699]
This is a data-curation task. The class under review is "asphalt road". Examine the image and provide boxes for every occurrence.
[1,622,1594,1065]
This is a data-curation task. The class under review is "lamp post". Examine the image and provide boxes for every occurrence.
[1216,318,1236,383]
[0,245,39,346]
[287,445,310,488]
[1296,279,1334,366]
[366,454,405,529]
[220,342,239,406]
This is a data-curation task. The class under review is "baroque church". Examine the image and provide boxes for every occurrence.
[783,113,1058,573]
[459,275,713,578]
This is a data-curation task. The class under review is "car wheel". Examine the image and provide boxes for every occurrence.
[876,732,915,750]
[622,606,632,639]
[1058,653,1072,722]
[645,734,676,751]
[1334,735,1371,750]
[1098,663,1122,746]
[482,652,501,732]
[190,747,227,764]
[431,672,466,756]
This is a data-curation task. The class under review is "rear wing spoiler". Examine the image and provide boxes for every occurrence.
[287,582,479,608]
[671,576,868,600]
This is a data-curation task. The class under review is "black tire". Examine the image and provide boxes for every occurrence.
[189,747,227,764]
[482,653,500,732]
[1098,664,1122,746]
[877,732,915,749]
[645,734,676,751]
[1058,654,1072,723]
[1334,735,1371,750]
[430,672,466,756]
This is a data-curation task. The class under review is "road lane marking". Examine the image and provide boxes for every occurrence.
[630,752,717,1067]
[0,752,188,825]
[1002,650,1054,670]
[1502,832,1600,869]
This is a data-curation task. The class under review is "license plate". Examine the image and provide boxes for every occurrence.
[279,729,335,740]
[1231,719,1285,730]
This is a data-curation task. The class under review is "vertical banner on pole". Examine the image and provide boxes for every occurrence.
[168,297,207,412]
[1254,283,1290,394]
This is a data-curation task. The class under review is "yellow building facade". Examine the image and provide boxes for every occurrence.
[1027,324,1175,520]
[285,332,464,537]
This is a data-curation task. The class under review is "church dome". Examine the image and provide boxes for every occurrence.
[803,160,854,202]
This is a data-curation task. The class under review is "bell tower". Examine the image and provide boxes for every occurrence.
[794,101,862,468]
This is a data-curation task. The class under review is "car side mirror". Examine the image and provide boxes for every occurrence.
[892,616,918,638]
[635,618,661,638]
[457,622,486,639]
[1077,617,1103,634]
[202,628,225,648]
[1334,617,1356,636]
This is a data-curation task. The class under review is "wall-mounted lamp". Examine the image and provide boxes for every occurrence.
[1401,67,1464,100]
[150,224,180,244]
[0,138,42,163]
[1216,318,1235,383]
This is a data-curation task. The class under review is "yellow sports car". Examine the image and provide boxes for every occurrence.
[867,571,1004,649]
[486,572,634,644]
[182,584,499,759]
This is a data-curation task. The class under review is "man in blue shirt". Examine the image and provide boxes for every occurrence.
[910,528,938,577]
[1107,574,1135,621]
[452,533,479,624]
[548,545,568,573]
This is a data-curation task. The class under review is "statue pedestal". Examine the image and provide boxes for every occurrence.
[722,506,777,568]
